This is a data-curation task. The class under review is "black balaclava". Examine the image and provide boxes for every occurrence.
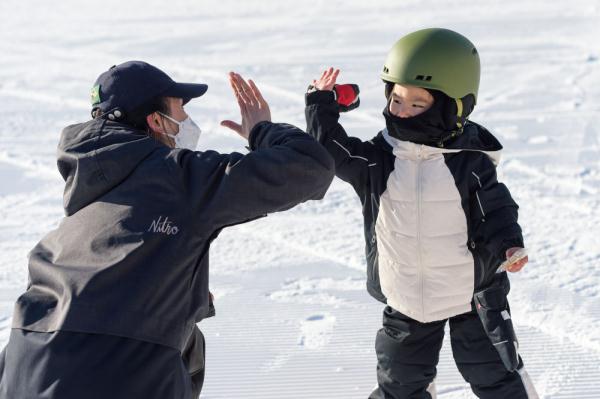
[383,87,472,147]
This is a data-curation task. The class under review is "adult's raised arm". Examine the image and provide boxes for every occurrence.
[172,72,335,230]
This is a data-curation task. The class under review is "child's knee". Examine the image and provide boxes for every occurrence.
[456,360,510,387]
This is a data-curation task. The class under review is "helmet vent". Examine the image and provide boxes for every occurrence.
[415,75,432,81]
[383,66,390,73]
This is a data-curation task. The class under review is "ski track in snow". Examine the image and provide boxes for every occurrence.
[1,0,600,397]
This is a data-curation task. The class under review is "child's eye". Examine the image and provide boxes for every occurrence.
[393,99,401,104]
[412,104,425,108]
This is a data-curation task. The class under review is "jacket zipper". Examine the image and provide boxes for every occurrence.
[475,191,486,221]
[472,171,486,221]
[370,193,380,282]
[416,145,424,321]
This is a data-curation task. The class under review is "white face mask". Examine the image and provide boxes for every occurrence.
[158,112,201,150]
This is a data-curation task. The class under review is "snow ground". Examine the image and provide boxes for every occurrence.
[1,0,599,397]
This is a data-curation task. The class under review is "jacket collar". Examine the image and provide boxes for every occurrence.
[381,121,503,166]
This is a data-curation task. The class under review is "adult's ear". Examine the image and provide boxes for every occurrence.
[146,112,163,134]
[145,112,175,148]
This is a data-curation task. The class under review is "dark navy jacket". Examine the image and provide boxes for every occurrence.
[0,118,334,398]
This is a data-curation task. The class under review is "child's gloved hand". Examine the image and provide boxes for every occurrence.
[502,247,528,272]
[309,67,360,112]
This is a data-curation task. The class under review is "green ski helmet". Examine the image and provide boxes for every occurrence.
[381,28,480,104]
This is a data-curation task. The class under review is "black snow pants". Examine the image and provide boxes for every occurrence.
[369,275,536,399]
[0,326,206,399]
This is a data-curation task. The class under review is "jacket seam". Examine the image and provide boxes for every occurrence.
[331,139,371,163]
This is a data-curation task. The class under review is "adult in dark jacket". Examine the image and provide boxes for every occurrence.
[0,61,335,398]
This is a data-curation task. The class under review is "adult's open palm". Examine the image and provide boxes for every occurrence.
[221,72,271,140]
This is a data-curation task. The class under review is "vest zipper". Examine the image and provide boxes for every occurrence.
[416,145,424,321]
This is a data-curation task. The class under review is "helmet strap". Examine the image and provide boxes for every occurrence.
[455,98,464,127]
[436,98,468,147]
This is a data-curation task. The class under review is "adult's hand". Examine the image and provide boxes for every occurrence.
[312,67,340,91]
[221,72,271,140]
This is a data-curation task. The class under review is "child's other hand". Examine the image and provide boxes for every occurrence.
[313,67,340,91]
[504,247,528,272]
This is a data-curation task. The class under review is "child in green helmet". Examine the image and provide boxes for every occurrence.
[305,28,538,399]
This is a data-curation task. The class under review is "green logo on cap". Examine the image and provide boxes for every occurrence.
[91,85,101,105]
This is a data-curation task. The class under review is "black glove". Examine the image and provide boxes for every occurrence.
[473,273,520,372]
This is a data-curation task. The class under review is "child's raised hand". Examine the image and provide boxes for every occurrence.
[313,67,340,91]
[504,247,528,272]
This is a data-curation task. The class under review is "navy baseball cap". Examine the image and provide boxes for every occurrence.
[90,61,208,120]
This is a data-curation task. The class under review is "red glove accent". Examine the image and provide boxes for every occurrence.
[334,84,359,106]
[333,84,360,112]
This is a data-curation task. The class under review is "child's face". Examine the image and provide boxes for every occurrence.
[388,84,434,118]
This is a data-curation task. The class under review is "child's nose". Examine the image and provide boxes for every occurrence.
[397,105,413,118]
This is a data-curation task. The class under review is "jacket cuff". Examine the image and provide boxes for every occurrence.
[305,90,337,106]
[248,120,272,151]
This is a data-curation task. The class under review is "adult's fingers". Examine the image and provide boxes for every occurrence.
[248,79,268,108]
[229,73,247,112]
[230,73,246,94]
[233,73,256,106]
[220,120,243,134]
[229,72,250,105]
[231,74,253,106]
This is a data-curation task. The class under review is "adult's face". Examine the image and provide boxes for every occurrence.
[146,97,189,148]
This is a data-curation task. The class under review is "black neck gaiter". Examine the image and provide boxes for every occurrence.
[383,90,461,147]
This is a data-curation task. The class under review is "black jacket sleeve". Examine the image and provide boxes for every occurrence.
[305,90,371,193]
[470,155,524,270]
[174,121,335,230]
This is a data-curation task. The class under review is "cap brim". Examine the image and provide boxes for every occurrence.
[163,82,208,105]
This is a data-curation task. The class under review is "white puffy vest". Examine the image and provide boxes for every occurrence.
[376,130,498,323]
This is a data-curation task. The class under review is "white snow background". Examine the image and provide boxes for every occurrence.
[1,0,599,397]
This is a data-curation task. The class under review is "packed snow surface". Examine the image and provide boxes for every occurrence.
[1,0,599,397]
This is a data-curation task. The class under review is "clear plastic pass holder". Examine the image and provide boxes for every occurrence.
[496,247,528,273]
